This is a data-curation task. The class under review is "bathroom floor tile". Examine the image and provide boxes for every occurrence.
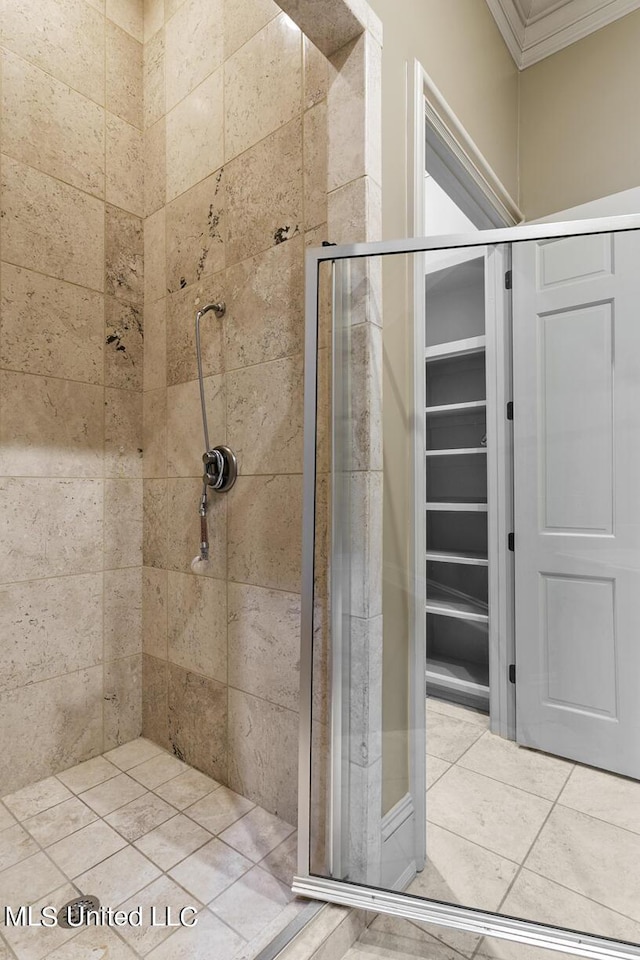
[23,797,98,848]
[2,881,80,960]
[0,851,66,911]
[106,792,176,841]
[458,731,574,801]
[75,846,162,907]
[426,711,486,763]
[43,926,139,959]
[154,768,220,810]
[128,753,188,789]
[209,865,293,939]
[134,813,213,871]
[185,786,254,836]
[105,738,165,771]
[559,764,640,835]
[427,765,551,863]
[426,697,490,728]
[168,838,252,903]
[259,832,297,886]
[146,909,245,960]
[2,777,73,821]
[0,804,16,831]
[57,756,121,794]
[46,819,127,878]
[426,756,451,789]
[116,874,203,955]
[79,773,148,817]
[219,806,295,863]
[0,822,39,871]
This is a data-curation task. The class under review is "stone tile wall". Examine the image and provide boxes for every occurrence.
[0,0,145,793]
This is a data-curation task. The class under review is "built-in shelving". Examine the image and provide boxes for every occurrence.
[425,253,489,711]
[426,550,488,566]
[425,335,486,362]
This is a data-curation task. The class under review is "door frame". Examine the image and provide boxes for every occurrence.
[409,59,521,775]
[296,213,640,960]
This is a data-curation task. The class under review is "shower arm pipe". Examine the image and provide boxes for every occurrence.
[194,302,225,453]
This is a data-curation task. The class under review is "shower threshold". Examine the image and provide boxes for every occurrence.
[0,738,306,960]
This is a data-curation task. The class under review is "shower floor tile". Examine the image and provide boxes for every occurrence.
[0,739,302,960]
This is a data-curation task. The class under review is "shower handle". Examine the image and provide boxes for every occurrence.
[203,444,237,492]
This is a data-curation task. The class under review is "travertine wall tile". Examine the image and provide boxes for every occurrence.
[224,14,302,162]
[165,171,225,293]
[167,572,227,682]
[168,664,227,780]
[104,479,144,568]
[144,207,167,303]
[143,298,167,389]
[166,282,224,385]
[143,567,168,658]
[106,205,144,304]
[166,69,224,201]
[105,298,144,390]
[0,372,104,478]
[226,356,303,475]
[166,376,225,477]
[228,582,300,712]
[303,36,328,109]
[1,51,105,199]
[0,667,103,794]
[228,689,298,824]
[165,0,223,110]
[142,654,169,748]
[224,237,304,371]
[304,100,328,230]
[105,387,144,479]
[226,118,303,265]
[0,0,105,104]
[143,388,167,477]
[0,575,103,693]
[143,29,165,128]
[104,655,143,749]
[2,156,104,291]
[107,0,144,41]
[104,568,143,660]
[144,0,164,40]
[0,266,104,384]
[106,113,144,216]
[144,117,166,216]
[143,479,168,568]
[0,478,103,584]
[228,475,302,593]
[223,0,279,58]
[106,20,143,129]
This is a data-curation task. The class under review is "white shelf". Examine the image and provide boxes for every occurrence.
[426,657,489,698]
[426,501,488,512]
[426,400,487,416]
[426,550,488,567]
[426,447,486,457]
[426,596,488,623]
[425,336,486,362]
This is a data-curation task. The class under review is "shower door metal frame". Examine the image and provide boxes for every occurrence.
[296,212,640,960]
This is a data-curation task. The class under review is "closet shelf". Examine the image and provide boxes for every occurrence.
[426,447,487,457]
[426,597,488,623]
[426,657,489,698]
[425,335,486,362]
[426,501,488,512]
[426,550,488,567]
[426,400,487,416]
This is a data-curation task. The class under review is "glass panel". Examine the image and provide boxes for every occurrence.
[306,227,640,955]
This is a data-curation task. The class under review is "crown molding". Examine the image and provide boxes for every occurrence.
[486,0,640,68]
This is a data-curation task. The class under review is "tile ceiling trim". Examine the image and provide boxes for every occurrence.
[486,0,640,68]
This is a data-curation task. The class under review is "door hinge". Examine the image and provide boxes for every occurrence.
[508,532,515,552]
[507,401,514,421]
[505,269,512,290]
[509,664,516,684]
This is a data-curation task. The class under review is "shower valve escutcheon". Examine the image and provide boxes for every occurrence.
[203,444,237,492]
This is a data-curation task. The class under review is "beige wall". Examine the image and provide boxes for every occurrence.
[0,0,145,793]
[519,9,640,220]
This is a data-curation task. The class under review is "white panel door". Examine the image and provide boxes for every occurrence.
[513,230,640,778]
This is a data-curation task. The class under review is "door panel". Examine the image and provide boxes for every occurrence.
[513,230,640,778]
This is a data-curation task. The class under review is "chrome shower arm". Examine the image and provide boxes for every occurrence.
[194,302,225,453]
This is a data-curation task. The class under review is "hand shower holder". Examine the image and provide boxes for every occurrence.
[203,444,237,492]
